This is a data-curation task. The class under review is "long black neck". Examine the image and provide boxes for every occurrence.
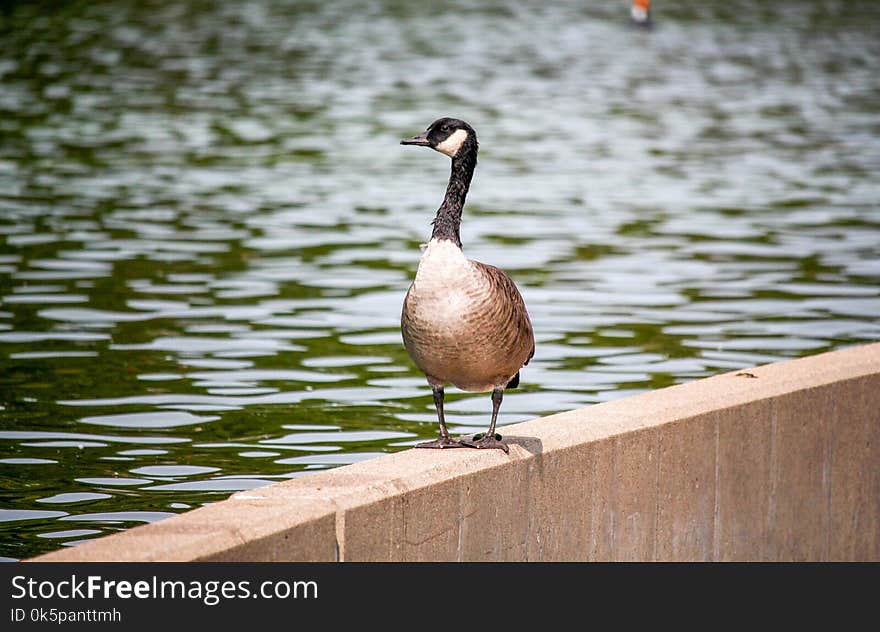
[431,141,477,248]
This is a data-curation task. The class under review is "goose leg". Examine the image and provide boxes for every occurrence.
[416,386,465,449]
[462,387,508,453]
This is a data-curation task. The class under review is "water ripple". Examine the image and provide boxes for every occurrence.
[1,0,878,560]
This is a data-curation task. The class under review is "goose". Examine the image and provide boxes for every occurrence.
[399,117,535,453]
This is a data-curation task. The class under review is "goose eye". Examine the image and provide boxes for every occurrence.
[440,124,450,132]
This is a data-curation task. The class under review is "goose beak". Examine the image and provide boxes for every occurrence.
[400,131,430,146]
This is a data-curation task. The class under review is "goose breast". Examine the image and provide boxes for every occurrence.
[401,239,534,391]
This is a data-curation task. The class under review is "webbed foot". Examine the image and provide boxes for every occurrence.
[461,433,509,453]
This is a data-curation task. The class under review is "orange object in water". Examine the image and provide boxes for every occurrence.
[631,0,652,24]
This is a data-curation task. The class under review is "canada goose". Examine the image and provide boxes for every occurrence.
[400,118,535,453]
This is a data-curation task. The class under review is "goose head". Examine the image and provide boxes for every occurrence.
[400,117,477,158]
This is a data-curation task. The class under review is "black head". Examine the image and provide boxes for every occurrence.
[400,117,477,158]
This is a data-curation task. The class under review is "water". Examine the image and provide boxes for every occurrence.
[1,0,879,561]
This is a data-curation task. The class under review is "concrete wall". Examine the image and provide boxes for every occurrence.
[31,343,880,562]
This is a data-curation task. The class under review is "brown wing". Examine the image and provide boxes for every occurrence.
[474,261,535,370]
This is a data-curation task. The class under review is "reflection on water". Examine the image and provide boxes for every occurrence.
[1,0,879,559]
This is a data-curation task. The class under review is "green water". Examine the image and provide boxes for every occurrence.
[1,0,879,560]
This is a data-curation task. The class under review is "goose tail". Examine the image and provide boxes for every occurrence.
[505,371,520,389]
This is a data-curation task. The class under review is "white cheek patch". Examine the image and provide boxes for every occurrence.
[434,129,469,157]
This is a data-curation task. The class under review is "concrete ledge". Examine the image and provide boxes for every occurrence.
[31,343,880,562]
